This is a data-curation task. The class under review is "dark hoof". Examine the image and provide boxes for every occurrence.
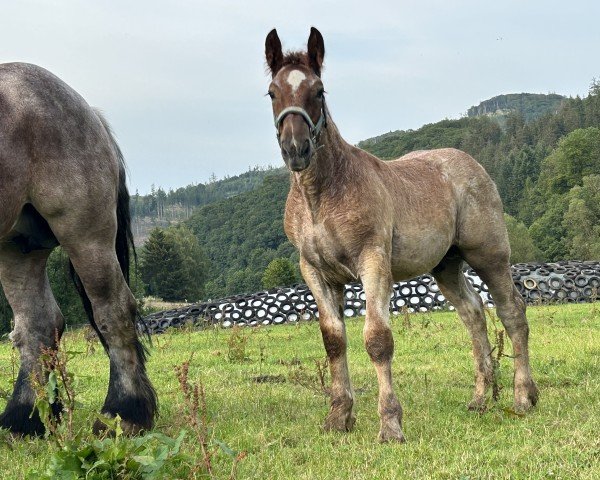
[0,404,45,437]
[323,410,356,433]
[94,394,156,436]
[92,416,144,436]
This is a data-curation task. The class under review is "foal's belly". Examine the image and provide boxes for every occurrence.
[390,225,454,281]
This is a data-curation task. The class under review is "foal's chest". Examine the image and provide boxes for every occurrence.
[292,216,359,283]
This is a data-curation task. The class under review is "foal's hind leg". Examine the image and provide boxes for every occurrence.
[0,245,64,435]
[300,258,355,432]
[464,252,539,412]
[65,239,156,434]
[432,256,493,410]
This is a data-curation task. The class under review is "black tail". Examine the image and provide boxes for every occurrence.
[70,110,144,352]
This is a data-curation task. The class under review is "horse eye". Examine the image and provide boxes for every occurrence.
[267,91,275,100]
[316,89,324,99]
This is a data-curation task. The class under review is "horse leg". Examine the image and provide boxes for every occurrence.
[300,258,355,432]
[432,255,493,410]
[462,251,539,412]
[0,244,64,435]
[360,250,404,443]
[61,238,156,434]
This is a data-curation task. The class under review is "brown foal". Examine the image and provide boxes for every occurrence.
[265,28,538,442]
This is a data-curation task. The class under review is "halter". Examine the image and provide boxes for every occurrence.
[274,99,327,146]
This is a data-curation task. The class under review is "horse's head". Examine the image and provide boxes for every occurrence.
[265,27,326,172]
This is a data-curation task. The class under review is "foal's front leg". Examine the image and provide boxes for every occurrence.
[300,258,355,432]
[360,250,405,443]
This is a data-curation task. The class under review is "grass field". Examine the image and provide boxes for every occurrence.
[0,303,599,479]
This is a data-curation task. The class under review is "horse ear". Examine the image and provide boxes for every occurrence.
[265,29,284,77]
[307,27,325,76]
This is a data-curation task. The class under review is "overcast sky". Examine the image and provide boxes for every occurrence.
[1,1,599,194]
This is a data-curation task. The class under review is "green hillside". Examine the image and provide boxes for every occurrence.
[131,166,283,245]
[186,172,297,299]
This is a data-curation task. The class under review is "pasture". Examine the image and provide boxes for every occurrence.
[0,302,598,479]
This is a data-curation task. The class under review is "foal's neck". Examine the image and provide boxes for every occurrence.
[291,120,354,212]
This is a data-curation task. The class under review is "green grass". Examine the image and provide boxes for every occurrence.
[0,303,599,479]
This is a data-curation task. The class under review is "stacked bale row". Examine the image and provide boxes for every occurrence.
[143,260,599,334]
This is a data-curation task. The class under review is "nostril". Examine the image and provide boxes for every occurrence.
[281,143,292,157]
[300,140,311,157]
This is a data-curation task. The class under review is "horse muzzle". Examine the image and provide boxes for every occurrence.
[281,137,314,171]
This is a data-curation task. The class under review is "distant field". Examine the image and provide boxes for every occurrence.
[0,303,598,479]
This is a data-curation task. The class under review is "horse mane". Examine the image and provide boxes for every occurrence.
[282,50,309,67]
[266,50,320,75]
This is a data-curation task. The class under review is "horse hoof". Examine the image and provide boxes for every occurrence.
[467,397,487,413]
[92,417,145,436]
[378,424,406,443]
[323,411,356,432]
[514,380,539,413]
[0,404,45,437]
[0,400,62,437]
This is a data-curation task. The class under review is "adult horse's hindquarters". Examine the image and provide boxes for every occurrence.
[265,28,538,443]
[0,63,157,435]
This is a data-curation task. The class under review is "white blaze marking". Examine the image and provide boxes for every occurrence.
[287,70,306,93]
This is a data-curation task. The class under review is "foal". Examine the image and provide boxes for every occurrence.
[265,28,538,442]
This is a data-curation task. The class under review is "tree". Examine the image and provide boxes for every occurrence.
[140,226,208,302]
[163,225,209,301]
[562,175,600,259]
[536,127,600,197]
[504,214,541,263]
[262,258,299,289]
[529,195,569,261]
[140,228,188,301]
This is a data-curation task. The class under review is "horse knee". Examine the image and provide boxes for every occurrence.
[320,323,347,359]
[364,323,394,364]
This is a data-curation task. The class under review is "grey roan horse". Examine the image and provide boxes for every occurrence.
[0,63,156,435]
[265,28,538,442]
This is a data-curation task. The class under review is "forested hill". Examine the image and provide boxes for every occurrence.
[467,93,565,122]
[186,172,295,298]
[131,166,283,244]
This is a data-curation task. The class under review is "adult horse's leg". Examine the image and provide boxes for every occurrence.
[464,252,539,412]
[300,258,355,432]
[0,244,64,435]
[432,255,493,410]
[62,235,156,434]
[359,250,404,443]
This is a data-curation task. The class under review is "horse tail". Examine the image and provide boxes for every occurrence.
[69,109,147,352]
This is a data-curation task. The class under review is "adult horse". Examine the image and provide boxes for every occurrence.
[0,63,156,435]
[264,28,538,442]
